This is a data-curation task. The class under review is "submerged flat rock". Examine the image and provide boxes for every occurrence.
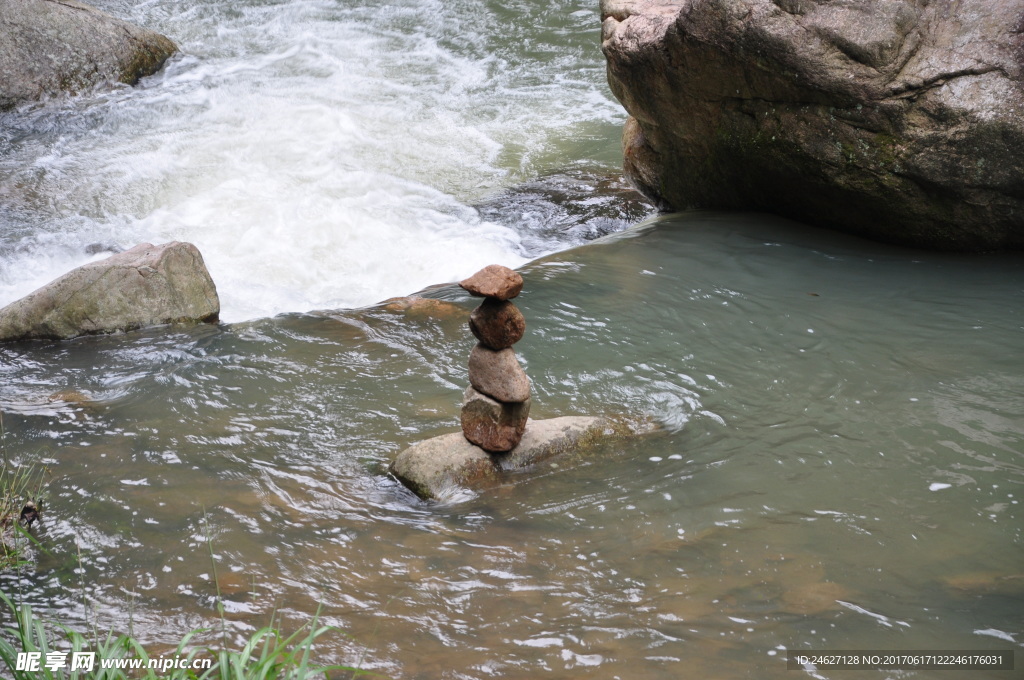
[391,416,645,501]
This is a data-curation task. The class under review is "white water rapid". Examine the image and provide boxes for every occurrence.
[0,0,625,321]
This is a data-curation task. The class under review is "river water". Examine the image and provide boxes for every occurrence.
[1,1,1022,679]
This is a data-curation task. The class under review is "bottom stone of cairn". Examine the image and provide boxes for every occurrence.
[461,385,530,452]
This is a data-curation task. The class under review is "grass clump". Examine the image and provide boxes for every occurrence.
[0,589,377,679]
[1,412,47,571]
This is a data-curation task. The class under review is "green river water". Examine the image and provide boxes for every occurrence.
[0,1,1021,678]
[2,214,1022,679]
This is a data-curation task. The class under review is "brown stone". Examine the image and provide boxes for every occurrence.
[468,344,530,403]
[459,264,523,300]
[469,299,525,350]
[460,386,530,452]
[381,296,468,321]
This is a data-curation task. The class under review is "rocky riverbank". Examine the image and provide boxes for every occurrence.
[601,0,1024,251]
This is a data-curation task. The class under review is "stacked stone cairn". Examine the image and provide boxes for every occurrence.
[458,265,531,452]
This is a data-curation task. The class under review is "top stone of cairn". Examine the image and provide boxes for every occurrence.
[459,265,523,301]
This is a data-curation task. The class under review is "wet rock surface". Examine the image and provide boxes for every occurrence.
[601,0,1024,251]
[459,264,523,301]
[469,298,526,350]
[392,416,613,501]
[474,169,653,255]
[0,0,178,110]
[0,241,220,341]
[460,386,531,453]
[467,344,531,404]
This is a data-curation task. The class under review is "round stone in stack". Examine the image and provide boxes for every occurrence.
[461,386,530,452]
[469,298,525,350]
[459,264,523,300]
[468,344,530,403]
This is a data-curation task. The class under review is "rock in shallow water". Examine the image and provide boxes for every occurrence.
[473,169,653,255]
[601,0,1024,251]
[0,242,220,342]
[390,432,501,501]
[391,415,629,501]
[467,344,531,404]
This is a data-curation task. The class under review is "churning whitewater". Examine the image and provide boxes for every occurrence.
[0,0,625,322]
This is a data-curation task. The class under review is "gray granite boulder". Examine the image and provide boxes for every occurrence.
[0,242,220,341]
[390,432,502,501]
[601,0,1024,251]
[0,0,178,110]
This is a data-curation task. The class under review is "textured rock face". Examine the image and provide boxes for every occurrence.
[460,386,531,452]
[469,299,525,350]
[0,0,178,111]
[389,432,501,501]
[0,242,220,341]
[601,0,1024,251]
[459,265,523,300]
[468,344,531,403]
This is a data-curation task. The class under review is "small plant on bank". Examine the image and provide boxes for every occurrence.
[0,413,47,571]
[0,589,377,679]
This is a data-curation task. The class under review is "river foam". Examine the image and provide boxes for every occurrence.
[0,0,623,321]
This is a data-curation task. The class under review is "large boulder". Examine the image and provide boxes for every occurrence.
[0,0,178,110]
[601,0,1024,251]
[0,242,220,341]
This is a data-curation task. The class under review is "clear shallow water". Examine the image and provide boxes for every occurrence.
[1,213,1022,679]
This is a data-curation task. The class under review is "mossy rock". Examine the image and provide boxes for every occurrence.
[0,0,178,110]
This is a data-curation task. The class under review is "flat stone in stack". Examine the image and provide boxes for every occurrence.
[459,264,523,301]
[468,345,530,403]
